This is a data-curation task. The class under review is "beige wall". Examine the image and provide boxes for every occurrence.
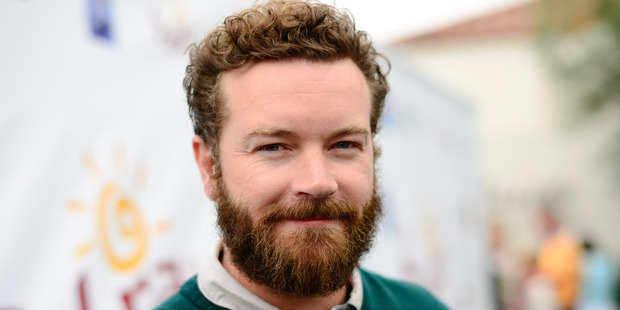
[396,36,620,259]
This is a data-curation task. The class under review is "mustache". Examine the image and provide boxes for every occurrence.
[257,198,359,225]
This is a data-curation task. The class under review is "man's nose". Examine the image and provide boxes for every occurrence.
[291,151,338,199]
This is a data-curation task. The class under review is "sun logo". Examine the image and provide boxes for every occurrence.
[68,145,170,273]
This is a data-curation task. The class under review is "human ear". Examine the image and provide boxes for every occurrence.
[192,135,219,201]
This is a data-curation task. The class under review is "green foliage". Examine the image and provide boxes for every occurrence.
[537,0,620,114]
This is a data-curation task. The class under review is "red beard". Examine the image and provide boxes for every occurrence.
[216,183,382,297]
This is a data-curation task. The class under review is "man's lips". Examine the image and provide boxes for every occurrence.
[294,217,329,223]
[281,217,337,227]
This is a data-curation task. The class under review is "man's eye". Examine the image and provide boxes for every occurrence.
[258,144,282,152]
[334,141,357,149]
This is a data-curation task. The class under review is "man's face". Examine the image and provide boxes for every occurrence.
[217,58,375,220]
[195,58,381,296]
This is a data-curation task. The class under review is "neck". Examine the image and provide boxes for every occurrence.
[220,246,349,310]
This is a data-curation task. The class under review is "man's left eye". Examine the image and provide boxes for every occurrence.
[334,141,356,149]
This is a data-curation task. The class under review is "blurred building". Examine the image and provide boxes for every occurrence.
[392,0,620,261]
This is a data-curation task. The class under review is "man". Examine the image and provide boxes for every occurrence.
[157,0,448,309]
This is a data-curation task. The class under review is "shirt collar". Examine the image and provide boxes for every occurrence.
[197,241,364,310]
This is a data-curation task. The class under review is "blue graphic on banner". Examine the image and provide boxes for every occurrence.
[87,0,113,41]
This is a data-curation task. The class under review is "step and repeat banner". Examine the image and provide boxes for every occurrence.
[0,1,489,309]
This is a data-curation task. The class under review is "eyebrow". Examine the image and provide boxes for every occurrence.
[329,126,370,141]
[243,128,299,144]
[242,126,370,144]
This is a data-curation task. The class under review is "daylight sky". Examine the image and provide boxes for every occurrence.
[318,0,529,43]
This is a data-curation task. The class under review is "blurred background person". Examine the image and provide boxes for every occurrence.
[536,206,583,310]
[576,239,618,310]
[518,253,559,310]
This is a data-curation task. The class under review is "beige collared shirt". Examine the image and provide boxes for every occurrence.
[197,242,363,310]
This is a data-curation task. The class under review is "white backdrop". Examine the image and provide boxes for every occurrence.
[0,1,489,309]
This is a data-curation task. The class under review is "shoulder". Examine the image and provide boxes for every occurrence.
[154,275,226,310]
[359,268,449,310]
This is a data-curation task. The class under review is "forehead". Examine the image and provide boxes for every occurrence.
[221,58,368,88]
[219,58,370,119]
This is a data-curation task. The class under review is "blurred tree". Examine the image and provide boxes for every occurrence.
[537,0,620,182]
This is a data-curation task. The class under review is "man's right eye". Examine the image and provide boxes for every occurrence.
[257,144,282,152]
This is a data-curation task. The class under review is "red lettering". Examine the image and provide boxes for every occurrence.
[77,260,186,309]
[121,279,147,310]
[79,275,89,310]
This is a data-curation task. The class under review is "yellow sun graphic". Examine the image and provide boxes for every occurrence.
[68,146,170,273]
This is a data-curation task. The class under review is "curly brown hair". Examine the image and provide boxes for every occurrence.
[184,0,389,162]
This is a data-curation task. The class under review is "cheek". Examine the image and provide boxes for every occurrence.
[348,176,374,203]
[336,162,374,205]
[222,159,290,206]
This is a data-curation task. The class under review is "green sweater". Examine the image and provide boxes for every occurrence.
[155,269,449,309]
